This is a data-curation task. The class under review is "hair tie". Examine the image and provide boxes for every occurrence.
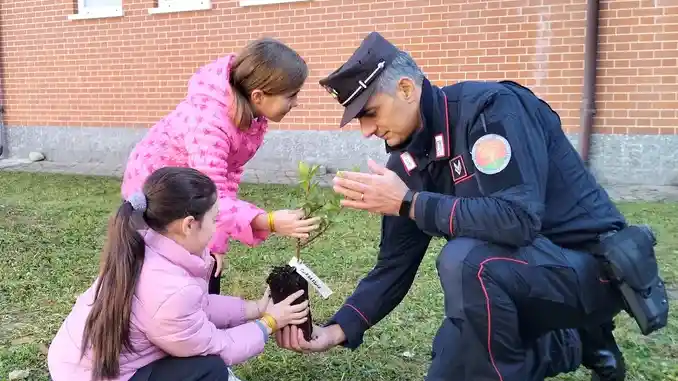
[127,191,147,212]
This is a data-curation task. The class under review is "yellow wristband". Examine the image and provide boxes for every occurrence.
[261,313,278,332]
[267,212,275,232]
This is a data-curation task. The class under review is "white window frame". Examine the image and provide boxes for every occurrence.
[149,0,212,14]
[68,0,124,20]
[239,0,311,7]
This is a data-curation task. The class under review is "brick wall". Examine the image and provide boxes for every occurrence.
[1,0,676,135]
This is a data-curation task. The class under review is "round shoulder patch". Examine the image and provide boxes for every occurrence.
[471,133,512,175]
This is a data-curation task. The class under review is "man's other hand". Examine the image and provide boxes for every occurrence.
[275,324,345,354]
[333,158,409,216]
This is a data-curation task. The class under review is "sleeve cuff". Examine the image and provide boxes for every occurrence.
[254,320,270,343]
[205,295,248,328]
[210,200,270,253]
[234,201,269,245]
[326,304,371,350]
[413,191,456,236]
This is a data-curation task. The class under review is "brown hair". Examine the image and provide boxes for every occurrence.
[80,167,217,380]
[229,37,308,130]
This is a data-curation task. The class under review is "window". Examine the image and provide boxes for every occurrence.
[68,0,123,20]
[149,0,212,14]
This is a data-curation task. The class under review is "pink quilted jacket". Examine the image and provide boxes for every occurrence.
[47,228,266,381]
[121,54,270,254]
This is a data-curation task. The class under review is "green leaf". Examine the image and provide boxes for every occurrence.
[308,182,318,196]
[301,180,312,194]
[298,161,310,180]
[291,159,352,257]
[309,164,320,178]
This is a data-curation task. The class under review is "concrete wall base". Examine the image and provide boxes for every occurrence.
[4,125,677,186]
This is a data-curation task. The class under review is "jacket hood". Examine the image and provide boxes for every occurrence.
[186,54,236,108]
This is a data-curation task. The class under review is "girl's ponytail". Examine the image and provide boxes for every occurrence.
[81,196,145,380]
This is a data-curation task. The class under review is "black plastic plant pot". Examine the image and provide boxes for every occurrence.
[266,265,313,341]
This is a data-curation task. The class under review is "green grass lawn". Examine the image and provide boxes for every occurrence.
[1,171,676,381]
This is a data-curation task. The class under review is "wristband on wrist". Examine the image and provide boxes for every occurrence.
[267,212,275,232]
[254,320,270,341]
[261,313,278,332]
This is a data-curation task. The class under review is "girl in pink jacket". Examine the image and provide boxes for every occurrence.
[121,38,320,295]
[48,167,310,381]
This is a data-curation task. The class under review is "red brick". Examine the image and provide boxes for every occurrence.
[0,0,675,135]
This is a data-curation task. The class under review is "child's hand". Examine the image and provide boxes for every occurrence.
[244,288,272,320]
[212,253,225,277]
[264,289,309,330]
[271,209,321,239]
[256,287,271,317]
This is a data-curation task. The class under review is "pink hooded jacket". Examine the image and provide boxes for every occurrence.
[121,54,270,255]
[47,229,267,381]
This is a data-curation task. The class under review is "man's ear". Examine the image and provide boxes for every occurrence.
[397,77,416,103]
[250,89,265,105]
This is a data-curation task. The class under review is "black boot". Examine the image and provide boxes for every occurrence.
[579,321,626,381]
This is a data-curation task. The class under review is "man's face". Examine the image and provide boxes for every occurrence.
[356,78,421,147]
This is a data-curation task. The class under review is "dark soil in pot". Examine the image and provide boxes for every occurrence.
[266,265,313,341]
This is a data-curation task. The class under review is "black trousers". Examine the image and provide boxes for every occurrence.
[209,253,221,295]
[129,355,230,381]
[426,236,624,381]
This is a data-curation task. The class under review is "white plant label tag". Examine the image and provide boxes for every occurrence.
[289,257,333,299]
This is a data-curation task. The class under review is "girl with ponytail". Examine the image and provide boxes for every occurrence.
[120,37,320,296]
[48,167,310,381]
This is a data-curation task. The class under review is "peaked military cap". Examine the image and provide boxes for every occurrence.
[319,32,400,127]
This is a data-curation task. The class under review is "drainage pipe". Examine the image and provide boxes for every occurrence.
[0,84,4,158]
[579,0,600,167]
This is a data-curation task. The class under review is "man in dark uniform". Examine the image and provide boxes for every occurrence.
[275,32,668,381]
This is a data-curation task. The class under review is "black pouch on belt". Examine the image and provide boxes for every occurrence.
[591,224,669,336]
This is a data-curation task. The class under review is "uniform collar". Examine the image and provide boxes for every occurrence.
[386,78,452,173]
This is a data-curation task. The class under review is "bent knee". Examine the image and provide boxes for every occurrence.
[436,237,490,275]
[199,355,229,372]
[437,237,522,283]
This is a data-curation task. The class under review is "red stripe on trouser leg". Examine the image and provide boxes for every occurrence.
[477,257,529,381]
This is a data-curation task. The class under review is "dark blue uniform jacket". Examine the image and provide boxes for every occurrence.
[327,78,627,349]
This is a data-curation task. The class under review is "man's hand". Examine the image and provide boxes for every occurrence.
[275,324,345,354]
[332,158,409,216]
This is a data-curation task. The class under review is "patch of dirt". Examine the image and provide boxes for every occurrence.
[10,336,35,346]
[0,205,42,227]
[0,321,30,342]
